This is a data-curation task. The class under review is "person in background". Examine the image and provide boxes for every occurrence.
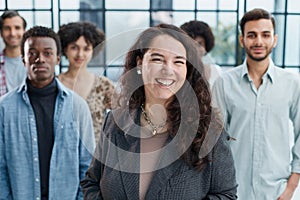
[0,26,95,200]
[0,10,26,96]
[81,23,237,199]
[57,21,115,144]
[180,20,222,88]
[213,8,300,200]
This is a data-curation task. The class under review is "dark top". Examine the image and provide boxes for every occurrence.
[27,78,57,200]
[81,109,238,200]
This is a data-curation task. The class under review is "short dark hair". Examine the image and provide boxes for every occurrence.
[180,20,215,53]
[21,26,61,57]
[0,10,27,30]
[240,8,276,36]
[57,21,105,57]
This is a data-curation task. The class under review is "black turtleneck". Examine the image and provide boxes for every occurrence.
[27,78,58,200]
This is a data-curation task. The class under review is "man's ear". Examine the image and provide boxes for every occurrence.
[239,34,244,48]
[56,55,61,65]
[272,34,278,48]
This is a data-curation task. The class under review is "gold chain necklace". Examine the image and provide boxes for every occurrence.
[140,105,166,136]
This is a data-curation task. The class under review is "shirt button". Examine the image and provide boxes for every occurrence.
[36,197,40,200]
[34,157,38,161]
[33,138,37,142]
[35,178,39,182]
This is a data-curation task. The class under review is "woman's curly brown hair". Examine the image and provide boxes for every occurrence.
[117,23,219,170]
[57,21,105,58]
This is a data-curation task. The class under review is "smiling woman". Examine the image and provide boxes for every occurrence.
[81,23,238,200]
[137,34,187,104]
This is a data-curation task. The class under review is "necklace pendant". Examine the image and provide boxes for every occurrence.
[152,129,157,135]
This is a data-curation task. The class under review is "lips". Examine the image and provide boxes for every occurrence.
[155,78,175,87]
[74,58,85,63]
[33,65,47,72]
[252,47,265,53]
[7,38,20,44]
[8,38,18,42]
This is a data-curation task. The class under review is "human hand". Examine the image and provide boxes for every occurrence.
[277,173,300,200]
[277,187,294,200]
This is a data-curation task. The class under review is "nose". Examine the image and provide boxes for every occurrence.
[161,61,173,75]
[10,28,17,36]
[254,35,263,46]
[78,49,84,57]
[35,54,45,63]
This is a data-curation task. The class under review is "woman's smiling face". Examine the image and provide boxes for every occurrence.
[65,35,93,69]
[138,34,187,104]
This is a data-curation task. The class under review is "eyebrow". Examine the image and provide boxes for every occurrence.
[28,47,54,51]
[70,42,91,48]
[247,30,271,35]
[150,53,163,57]
[43,47,54,51]
[150,53,186,60]
[3,24,22,28]
[175,55,186,60]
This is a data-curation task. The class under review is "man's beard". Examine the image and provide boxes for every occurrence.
[245,47,272,62]
[4,42,20,49]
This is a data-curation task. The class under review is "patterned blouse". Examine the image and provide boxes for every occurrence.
[86,76,115,144]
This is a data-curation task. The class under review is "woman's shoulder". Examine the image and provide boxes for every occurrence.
[212,131,232,157]
[90,76,115,96]
[95,76,115,87]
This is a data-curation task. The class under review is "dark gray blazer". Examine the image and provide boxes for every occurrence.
[81,110,237,200]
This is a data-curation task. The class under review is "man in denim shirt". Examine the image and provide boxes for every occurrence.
[0,26,95,200]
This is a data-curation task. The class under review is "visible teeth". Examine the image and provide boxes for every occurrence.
[156,79,174,86]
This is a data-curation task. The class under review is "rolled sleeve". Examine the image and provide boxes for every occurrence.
[290,78,300,174]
